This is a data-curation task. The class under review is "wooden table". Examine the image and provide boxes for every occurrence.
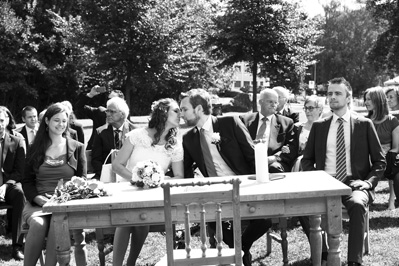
[43,170,351,266]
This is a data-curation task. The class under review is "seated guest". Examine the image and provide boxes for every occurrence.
[273,86,300,123]
[91,97,135,180]
[112,98,184,266]
[22,103,88,266]
[364,87,399,210]
[385,86,399,208]
[240,88,297,173]
[17,106,39,152]
[281,95,324,172]
[302,77,385,266]
[0,107,26,260]
[61,100,85,144]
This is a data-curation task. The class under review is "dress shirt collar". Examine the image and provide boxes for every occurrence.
[113,124,124,132]
[259,113,274,122]
[332,110,351,124]
[200,115,213,133]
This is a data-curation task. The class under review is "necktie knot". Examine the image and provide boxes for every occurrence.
[114,129,121,149]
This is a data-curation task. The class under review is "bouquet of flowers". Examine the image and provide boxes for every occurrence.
[50,176,108,203]
[131,160,164,189]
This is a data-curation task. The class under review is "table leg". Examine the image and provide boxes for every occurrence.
[309,215,322,266]
[326,197,342,266]
[52,213,72,266]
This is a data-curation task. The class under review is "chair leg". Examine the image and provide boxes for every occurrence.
[266,227,272,256]
[96,228,106,266]
[364,210,370,255]
[279,218,289,266]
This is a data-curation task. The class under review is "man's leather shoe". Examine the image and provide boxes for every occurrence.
[348,262,361,266]
[12,246,24,260]
[242,251,252,266]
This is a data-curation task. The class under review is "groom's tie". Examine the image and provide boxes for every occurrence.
[199,128,217,177]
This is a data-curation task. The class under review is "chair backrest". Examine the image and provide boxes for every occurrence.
[162,178,242,266]
[86,150,94,174]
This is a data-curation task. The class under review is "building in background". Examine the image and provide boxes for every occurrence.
[231,62,267,92]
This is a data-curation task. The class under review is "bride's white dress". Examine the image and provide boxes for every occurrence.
[126,127,183,174]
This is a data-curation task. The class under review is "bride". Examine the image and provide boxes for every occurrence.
[112,98,184,266]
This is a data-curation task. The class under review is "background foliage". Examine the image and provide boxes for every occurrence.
[0,0,398,118]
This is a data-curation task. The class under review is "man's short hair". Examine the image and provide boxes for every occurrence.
[180,89,212,115]
[22,106,37,118]
[107,97,129,119]
[328,77,352,97]
[272,86,289,99]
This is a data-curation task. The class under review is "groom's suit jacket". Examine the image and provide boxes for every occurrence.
[183,115,255,178]
[301,114,386,202]
[240,112,297,171]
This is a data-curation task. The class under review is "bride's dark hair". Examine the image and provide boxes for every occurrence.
[148,98,178,151]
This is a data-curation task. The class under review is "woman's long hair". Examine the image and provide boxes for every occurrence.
[27,103,70,167]
[364,87,389,121]
[0,106,17,132]
[148,98,178,151]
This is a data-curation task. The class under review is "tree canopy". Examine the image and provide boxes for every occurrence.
[206,0,323,110]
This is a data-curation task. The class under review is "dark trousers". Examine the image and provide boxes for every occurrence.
[300,190,369,264]
[5,183,25,246]
[342,189,369,264]
[208,219,272,252]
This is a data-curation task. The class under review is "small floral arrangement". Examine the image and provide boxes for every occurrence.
[131,160,164,189]
[50,176,108,203]
[211,132,221,145]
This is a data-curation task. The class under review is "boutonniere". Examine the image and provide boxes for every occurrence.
[211,132,221,145]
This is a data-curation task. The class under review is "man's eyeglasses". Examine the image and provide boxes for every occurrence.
[303,106,318,112]
[105,109,120,115]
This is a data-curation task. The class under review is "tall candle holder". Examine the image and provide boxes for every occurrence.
[255,140,269,183]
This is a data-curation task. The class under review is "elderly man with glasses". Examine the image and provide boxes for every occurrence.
[91,97,136,180]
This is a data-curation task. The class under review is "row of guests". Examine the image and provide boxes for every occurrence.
[1,80,390,266]
[108,80,381,266]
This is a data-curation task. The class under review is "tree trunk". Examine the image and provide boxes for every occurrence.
[252,62,258,112]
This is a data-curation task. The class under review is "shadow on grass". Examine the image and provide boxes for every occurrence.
[370,202,390,211]
[369,216,399,230]
[0,243,13,262]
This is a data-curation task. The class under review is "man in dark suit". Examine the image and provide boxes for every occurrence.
[302,77,386,266]
[0,108,26,260]
[180,89,271,266]
[273,86,299,123]
[92,97,135,180]
[240,89,297,173]
[75,85,125,149]
[16,106,38,152]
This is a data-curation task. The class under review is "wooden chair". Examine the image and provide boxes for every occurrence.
[156,178,243,266]
[266,217,288,266]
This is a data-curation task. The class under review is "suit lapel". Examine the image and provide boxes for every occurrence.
[319,117,332,168]
[2,133,10,164]
[349,115,356,160]
[247,114,259,140]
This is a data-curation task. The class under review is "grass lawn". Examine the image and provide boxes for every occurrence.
[1,179,398,266]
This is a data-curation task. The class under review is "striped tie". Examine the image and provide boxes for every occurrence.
[336,118,347,182]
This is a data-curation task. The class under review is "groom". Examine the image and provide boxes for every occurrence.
[180,88,271,266]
